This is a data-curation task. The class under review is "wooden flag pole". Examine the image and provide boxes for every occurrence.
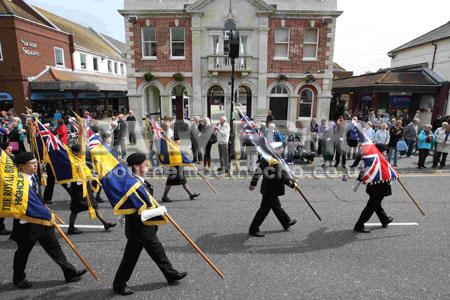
[398,179,426,216]
[54,222,99,281]
[163,212,224,279]
[192,165,219,195]
[295,186,322,221]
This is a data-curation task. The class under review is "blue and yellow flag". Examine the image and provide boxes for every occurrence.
[31,119,91,184]
[0,149,54,226]
[86,128,167,225]
[151,120,193,167]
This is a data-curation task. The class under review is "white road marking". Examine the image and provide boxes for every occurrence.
[58,225,106,229]
[365,222,419,226]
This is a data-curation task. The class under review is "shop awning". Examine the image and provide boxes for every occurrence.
[29,67,127,92]
[333,66,442,94]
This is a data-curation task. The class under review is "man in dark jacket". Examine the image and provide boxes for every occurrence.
[353,178,394,233]
[248,145,298,237]
[126,111,136,145]
[113,153,187,296]
[115,114,128,158]
[10,152,86,289]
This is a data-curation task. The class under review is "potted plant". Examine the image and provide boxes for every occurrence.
[144,72,155,82]
[277,74,288,82]
[172,72,184,82]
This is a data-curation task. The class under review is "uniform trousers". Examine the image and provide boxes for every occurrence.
[354,195,389,228]
[249,194,291,232]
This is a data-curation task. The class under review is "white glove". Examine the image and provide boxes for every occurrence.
[140,206,167,222]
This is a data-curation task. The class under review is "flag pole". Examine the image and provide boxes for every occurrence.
[53,222,99,281]
[295,186,322,221]
[398,179,425,216]
[162,211,224,279]
[191,164,218,195]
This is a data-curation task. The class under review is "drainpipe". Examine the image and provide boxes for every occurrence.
[431,41,438,70]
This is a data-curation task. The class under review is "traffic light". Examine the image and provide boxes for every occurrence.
[228,29,240,59]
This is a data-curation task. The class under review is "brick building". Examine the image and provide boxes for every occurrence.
[120,0,341,126]
[0,0,127,120]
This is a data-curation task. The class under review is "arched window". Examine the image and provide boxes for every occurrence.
[298,88,314,118]
[270,85,289,95]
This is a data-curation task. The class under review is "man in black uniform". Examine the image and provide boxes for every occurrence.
[353,179,394,233]
[248,144,298,237]
[113,153,187,296]
[10,152,87,289]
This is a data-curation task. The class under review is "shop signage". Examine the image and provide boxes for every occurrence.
[21,39,40,56]
[389,96,411,107]
[108,92,127,98]
[78,92,106,99]
[0,92,13,101]
[30,92,74,100]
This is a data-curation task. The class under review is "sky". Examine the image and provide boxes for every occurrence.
[25,0,450,75]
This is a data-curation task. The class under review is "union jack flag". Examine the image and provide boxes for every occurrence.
[354,122,399,184]
[86,127,102,149]
[151,119,163,141]
[38,124,64,151]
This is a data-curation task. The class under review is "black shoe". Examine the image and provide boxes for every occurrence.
[189,193,200,200]
[14,278,32,289]
[67,227,82,235]
[249,231,265,237]
[382,217,394,228]
[162,196,173,203]
[104,223,117,231]
[66,269,87,283]
[167,271,188,285]
[217,168,223,172]
[283,219,297,231]
[353,226,371,233]
[114,285,135,296]
[0,227,11,235]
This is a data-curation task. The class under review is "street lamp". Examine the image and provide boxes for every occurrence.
[228,29,240,163]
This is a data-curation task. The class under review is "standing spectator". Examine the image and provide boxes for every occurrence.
[403,118,420,157]
[322,122,335,167]
[432,122,450,168]
[388,120,403,167]
[266,123,283,144]
[368,110,376,125]
[126,111,136,145]
[200,117,215,171]
[266,110,274,125]
[8,119,22,155]
[189,116,201,163]
[374,123,390,154]
[317,119,327,156]
[216,116,230,173]
[116,114,128,158]
[56,119,68,146]
[362,121,375,141]
[286,131,298,165]
[334,118,347,168]
[417,124,435,169]
[240,119,259,172]
[346,117,360,159]
[309,118,318,152]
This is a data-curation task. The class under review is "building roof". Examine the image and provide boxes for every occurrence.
[0,0,50,26]
[29,67,127,91]
[101,34,126,54]
[389,21,450,54]
[333,66,441,93]
[33,6,123,59]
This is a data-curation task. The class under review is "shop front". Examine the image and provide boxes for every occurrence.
[0,92,14,111]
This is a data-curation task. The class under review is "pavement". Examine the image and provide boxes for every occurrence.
[0,175,449,299]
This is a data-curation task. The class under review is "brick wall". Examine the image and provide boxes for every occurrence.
[131,17,192,73]
[267,18,330,74]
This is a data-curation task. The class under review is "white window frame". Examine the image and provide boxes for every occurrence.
[114,62,118,74]
[93,57,99,71]
[170,27,185,60]
[274,27,290,60]
[303,28,319,61]
[107,60,112,73]
[141,26,157,60]
[80,53,87,69]
[54,47,65,67]
[298,88,315,119]
[0,41,3,61]
[120,63,125,75]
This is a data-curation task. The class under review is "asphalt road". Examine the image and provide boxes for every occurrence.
[0,175,449,300]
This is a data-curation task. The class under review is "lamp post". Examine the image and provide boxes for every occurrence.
[228,29,240,163]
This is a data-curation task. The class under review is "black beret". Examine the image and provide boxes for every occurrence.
[127,152,147,167]
[0,141,9,150]
[13,152,35,165]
